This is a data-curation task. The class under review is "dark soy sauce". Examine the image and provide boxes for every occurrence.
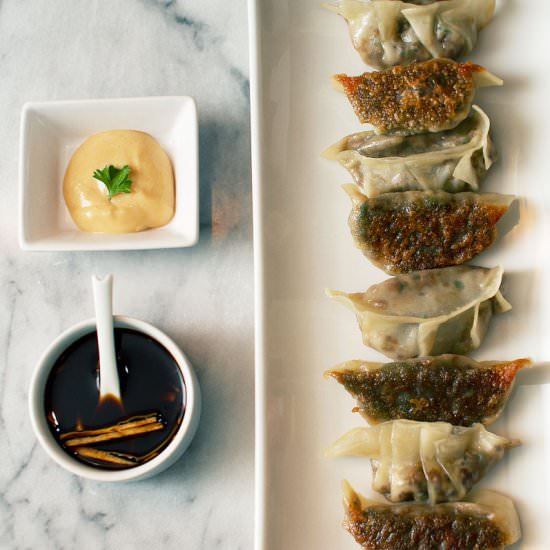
[44,328,186,470]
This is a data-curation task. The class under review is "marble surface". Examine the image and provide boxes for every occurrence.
[0,1,253,549]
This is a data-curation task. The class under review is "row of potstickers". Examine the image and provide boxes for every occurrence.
[322,2,526,549]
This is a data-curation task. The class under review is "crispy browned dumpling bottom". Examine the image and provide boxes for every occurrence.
[334,59,487,135]
[346,187,513,273]
[343,484,520,550]
[346,500,505,550]
[327,355,530,426]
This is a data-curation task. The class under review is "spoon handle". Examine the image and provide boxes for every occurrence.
[92,274,121,402]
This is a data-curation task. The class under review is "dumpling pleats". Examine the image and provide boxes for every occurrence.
[419,422,456,504]
[327,420,518,504]
[322,106,495,196]
[327,266,511,359]
[435,425,518,501]
[372,422,393,495]
[327,0,496,69]
[389,421,426,502]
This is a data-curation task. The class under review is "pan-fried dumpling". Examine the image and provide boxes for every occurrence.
[323,106,495,196]
[325,0,496,69]
[327,421,518,503]
[343,482,521,549]
[325,355,531,425]
[344,185,514,273]
[327,266,511,359]
[334,59,502,135]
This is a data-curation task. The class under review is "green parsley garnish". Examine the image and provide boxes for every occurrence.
[92,164,133,200]
[454,280,465,289]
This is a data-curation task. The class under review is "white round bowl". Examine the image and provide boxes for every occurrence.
[29,316,201,482]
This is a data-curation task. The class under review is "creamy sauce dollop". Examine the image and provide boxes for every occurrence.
[63,130,175,233]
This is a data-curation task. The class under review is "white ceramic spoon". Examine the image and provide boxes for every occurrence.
[92,274,121,403]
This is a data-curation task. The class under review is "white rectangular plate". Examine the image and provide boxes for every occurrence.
[249,1,550,548]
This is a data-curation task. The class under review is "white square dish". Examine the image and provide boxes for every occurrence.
[19,96,198,251]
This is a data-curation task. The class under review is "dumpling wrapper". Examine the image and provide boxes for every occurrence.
[343,482,521,549]
[435,424,518,501]
[325,354,531,424]
[325,425,383,458]
[372,422,393,494]
[327,420,518,504]
[327,266,511,360]
[333,59,502,135]
[324,424,393,495]
[326,0,496,69]
[419,422,456,504]
[389,420,426,502]
[343,186,514,273]
[323,106,495,196]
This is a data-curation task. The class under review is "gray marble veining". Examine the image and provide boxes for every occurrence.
[0,1,253,548]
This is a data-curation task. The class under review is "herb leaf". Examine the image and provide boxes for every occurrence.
[92,164,133,200]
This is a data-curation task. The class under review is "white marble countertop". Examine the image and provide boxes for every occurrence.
[0,1,253,548]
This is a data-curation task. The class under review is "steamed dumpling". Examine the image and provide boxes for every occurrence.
[334,59,501,135]
[343,483,521,549]
[323,106,495,196]
[326,0,496,69]
[327,266,511,359]
[327,420,519,503]
[326,355,531,425]
[344,186,513,273]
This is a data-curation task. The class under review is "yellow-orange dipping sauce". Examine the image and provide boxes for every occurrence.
[63,130,175,233]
